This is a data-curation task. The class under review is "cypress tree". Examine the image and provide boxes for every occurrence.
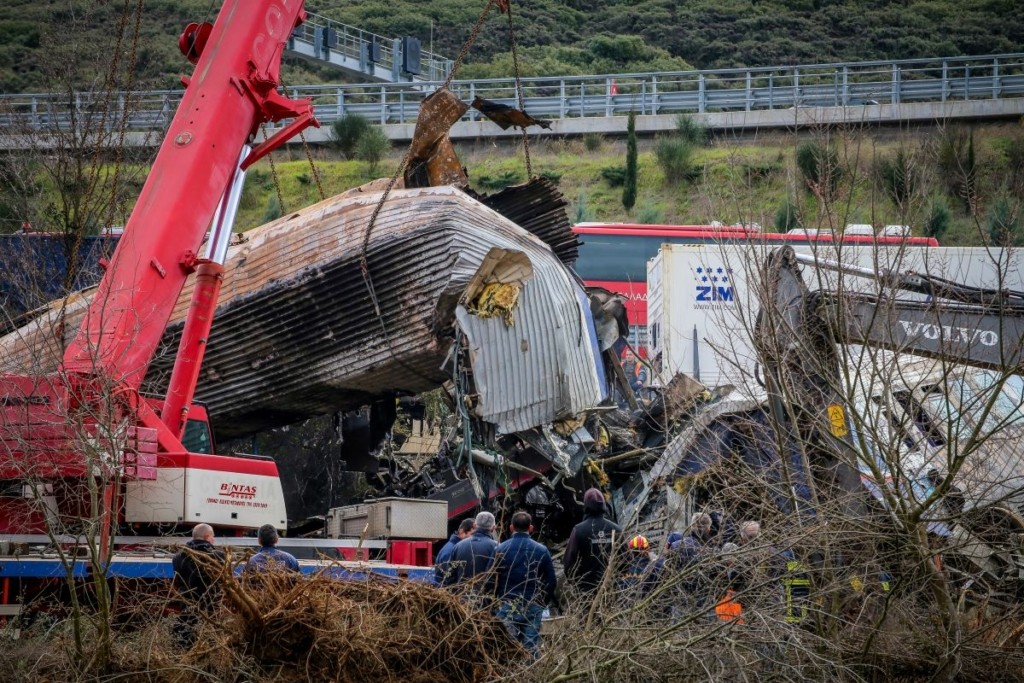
[622,112,638,212]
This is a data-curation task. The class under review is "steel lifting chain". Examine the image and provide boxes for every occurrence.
[279,75,327,203]
[443,0,499,90]
[505,1,532,178]
[361,0,501,289]
[300,128,326,201]
[262,125,286,214]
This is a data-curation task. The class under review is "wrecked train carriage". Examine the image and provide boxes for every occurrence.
[0,182,609,443]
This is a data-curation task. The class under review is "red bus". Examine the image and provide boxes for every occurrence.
[571,222,939,342]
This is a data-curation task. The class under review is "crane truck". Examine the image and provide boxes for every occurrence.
[0,1,319,545]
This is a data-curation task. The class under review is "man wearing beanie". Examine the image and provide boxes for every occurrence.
[563,488,623,595]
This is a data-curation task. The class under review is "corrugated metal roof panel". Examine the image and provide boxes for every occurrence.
[472,178,579,265]
[2,185,602,440]
[455,246,606,434]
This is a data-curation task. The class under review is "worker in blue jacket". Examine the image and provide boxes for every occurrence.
[435,517,475,584]
[445,510,499,588]
[244,524,300,573]
[492,511,557,658]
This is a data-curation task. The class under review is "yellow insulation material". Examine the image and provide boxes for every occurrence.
[469,281,522,326]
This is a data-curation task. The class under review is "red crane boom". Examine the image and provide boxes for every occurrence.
[0,0,318,538]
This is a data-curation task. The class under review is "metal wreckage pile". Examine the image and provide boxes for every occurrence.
[292,90,767,549]
[0,88,781,549]
[369,357,726,547]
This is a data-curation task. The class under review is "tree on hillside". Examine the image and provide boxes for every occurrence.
[622,111,638,212]
[356,126,391,176]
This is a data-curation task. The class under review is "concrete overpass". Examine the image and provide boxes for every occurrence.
[0,53,1021,149]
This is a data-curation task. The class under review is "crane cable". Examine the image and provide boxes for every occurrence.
[354,0,505,387]
[504,0,532,178]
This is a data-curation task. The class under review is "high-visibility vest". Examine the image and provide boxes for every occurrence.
[715,589,744,624]
[783,559,811,624]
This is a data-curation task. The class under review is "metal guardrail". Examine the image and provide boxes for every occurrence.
[1,54,1022,134]
[287,12,452,83]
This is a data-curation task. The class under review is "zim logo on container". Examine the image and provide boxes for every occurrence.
[219,483,257,500]
[695,266,735,302]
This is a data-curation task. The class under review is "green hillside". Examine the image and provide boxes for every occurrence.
[1,0,1021,92]
[230,120,1024,248]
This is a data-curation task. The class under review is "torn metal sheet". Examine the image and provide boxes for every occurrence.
[618,398,763,530]
[455,246,607,435]
[404,88,470,189]
[0,185,601,441]
[474,178,579,265]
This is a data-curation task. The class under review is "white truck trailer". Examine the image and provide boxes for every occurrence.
[646,242,1024,398]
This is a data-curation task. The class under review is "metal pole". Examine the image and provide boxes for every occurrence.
[205,146,250,265]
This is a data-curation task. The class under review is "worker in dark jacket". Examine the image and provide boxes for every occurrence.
[172,524,225,648]
[445,510,498,589]
[563,488,623,595]
[492,511,557,658]
[244,524,300,573]
[435,517,475,584]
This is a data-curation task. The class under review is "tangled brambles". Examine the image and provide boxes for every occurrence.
[186,570,526,683]
[0,566,525,683]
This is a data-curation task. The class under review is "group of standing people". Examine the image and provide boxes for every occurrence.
[436,510,557,658]
[171,523,300,647]
[558,490,795,626]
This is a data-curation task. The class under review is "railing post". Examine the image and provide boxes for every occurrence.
[380,85,387,124]
[965,64,970,100]
[559,80,566,119]
[399,89,405,122]
[364,30,372,73]
[605,77,613,116]
[842,66,849,106]
[793,69,799,107]
[469,82,476,120]
[698,74,706,114]
[941,60,948,102]
[745,72,752,111]
[652,75,659,115]
[891,63,900,105]
[337,88,344,118]
[993,57,1000,99]
[641,80,647,115]
[580,81,585,117]
[768,73,774,108]
[392,38,401,82]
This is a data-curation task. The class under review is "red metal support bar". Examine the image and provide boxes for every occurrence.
[161,262,225,439]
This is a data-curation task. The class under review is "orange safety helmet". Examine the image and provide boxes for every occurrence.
[627,535,650,552]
